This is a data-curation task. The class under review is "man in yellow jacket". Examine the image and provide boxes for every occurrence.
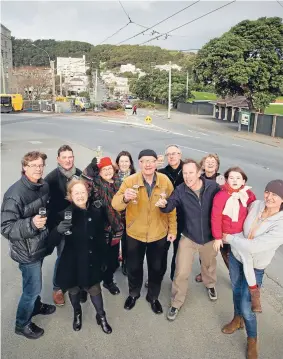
[112,149,177,314]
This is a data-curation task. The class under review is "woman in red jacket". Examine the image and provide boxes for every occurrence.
[211,167,260,311]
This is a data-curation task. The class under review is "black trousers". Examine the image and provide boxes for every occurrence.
[103,242,120,285]
[121,231,127,266]
[127,235,167,300]
[161,231,181,281]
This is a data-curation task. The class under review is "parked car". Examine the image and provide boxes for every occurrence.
[124,103,133,110]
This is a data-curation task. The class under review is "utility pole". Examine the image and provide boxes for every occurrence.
[1,52,6,93]
[186,70,189,99]
[59,72,62,96]
[168,61,172,119]
[50,60,56,100]
[94,68,98,110]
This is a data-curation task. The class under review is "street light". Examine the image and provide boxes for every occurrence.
[32,43,56,100]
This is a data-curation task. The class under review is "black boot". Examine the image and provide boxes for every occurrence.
[15,322,44,339]
[73,309,82,331]
[68,292,82,331]
[96,313,112,334]
[90,293,112,334]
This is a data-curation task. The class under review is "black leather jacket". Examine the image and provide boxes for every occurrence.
[1,175,50,264]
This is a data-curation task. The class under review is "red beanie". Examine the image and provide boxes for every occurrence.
[97,157,112,170]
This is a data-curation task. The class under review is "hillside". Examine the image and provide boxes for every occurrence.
[12,38,195,72]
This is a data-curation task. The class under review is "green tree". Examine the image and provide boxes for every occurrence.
[194,17,283,111]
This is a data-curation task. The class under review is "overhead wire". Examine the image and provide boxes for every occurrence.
[276,1,283,8]
[116,1,200,45]
[139,0,236,45]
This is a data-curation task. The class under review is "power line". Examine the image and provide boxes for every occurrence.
[98,21,131,45]
[117,1,200,45]
[276,1,283,8]
[119,1,132,21]
[140,0,236,45]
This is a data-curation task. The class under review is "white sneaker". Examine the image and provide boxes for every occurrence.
[207,287,218,301]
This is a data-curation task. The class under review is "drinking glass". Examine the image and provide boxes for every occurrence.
[155,189,167,207]
[64,211,72,235]
[38,207,47,231]
[132,184,139,204]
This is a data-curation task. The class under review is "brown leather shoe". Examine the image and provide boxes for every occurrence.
[222,315,244,334]
[195,273,202,282]
[247,337,258,359]
[53,290,65,306]
[249,287,262,313]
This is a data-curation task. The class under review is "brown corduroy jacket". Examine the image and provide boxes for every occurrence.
[112,172,177,242]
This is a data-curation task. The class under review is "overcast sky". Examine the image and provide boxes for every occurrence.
[1,1,282,50]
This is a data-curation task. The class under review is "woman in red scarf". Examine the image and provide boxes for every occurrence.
[211,167,260,310]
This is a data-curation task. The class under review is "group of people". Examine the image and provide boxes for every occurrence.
[1,144,283,359]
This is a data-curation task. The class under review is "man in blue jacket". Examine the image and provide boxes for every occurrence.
[156,158,220,321]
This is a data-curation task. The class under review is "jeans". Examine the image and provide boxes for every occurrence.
[229,251,264,338]
[16,260,43,328]
[127,235,167,300]
[53,239,65,291]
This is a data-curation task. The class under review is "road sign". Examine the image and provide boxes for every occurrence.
[145,115,152,124]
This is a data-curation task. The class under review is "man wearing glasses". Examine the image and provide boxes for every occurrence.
[1,151,56,339]
[45,145,82,306]
[158,145,184,281]
[112,149,177,315]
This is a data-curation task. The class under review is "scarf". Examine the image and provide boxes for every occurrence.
[222,183,251,222]
[58,164,76,179]
[94,174,124,235]
[117,169,131,184]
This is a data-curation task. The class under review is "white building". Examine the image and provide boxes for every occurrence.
[120,64,136,73]
[155,64,182,72]
[1,23,13,93]
[57,55,87,77]
[65,76,88,95]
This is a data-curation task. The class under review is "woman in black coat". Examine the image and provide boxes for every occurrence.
[48,179,112,334]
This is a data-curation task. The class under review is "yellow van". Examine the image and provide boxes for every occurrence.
[7,94,23,111]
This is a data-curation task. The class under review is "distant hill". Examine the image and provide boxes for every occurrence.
[12,38,195,72]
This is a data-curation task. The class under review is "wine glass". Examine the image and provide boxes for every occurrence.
[132,184,139,204]
[64,211,72,235]
[156,189,167,207]
[38,207,47,231]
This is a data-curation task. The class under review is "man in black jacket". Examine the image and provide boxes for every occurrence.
[156,159,220,321]
[1,151,56,339]
[158,144,184,281]
[45,145,82,306]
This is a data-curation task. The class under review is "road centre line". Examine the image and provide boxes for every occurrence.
[178,145,208,154]
[187,129,208,136]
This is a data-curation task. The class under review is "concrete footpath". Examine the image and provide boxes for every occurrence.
[1,114,283,359]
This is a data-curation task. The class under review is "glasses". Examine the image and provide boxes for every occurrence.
[26,164,45,169]
[165,152,181,157]
[140,160,156,164]
[101,167,114,173]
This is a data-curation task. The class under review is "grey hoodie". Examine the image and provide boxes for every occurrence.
[226,200,283,270]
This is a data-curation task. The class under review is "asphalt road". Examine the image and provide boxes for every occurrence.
[1,113,283,359]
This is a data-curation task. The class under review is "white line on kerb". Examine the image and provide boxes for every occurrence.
[179,145,207,154]
[96,129,114,133]
[188,130,208,136]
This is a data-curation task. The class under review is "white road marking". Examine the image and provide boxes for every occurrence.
[28,141,42,144]
[179,145,207,153]
[231,144,243,147]
[188,129,208,136]
[96,129,114,133]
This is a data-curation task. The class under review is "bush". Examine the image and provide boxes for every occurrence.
[101,101,122,110]
[132,100,155,109]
